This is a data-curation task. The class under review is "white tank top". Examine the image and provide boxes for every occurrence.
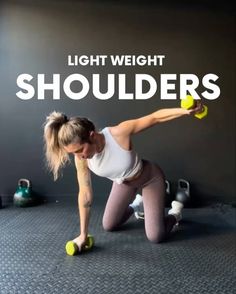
[87,127,142,184]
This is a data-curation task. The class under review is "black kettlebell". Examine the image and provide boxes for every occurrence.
[176,179,190,204]
[13,179,36,207]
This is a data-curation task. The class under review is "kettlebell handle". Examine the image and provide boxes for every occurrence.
[178,179,190,191]
[165,180,170,194]
[18,178,31,188]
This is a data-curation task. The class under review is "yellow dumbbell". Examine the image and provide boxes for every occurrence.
[181,95,208,119]
[65,234,95,256]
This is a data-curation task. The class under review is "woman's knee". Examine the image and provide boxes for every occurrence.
[102,217,117,232]
[146,230,165,244]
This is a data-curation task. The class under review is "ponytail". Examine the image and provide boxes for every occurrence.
[43,111,95,180]
[43,111,69,180]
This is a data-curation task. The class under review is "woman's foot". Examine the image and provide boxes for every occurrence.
[130,194,144,219]
[168,200,184,223]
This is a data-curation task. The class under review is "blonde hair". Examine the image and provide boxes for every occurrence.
[43,111,95,180]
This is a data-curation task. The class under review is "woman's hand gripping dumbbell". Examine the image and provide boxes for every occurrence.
[65,234,95,256]
[181,95,208,119]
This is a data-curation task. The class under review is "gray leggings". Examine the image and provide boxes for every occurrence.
[102,160,176,243]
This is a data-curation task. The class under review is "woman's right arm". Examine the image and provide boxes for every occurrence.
[74,157,93,249]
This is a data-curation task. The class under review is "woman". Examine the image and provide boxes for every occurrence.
[44,105,199,250]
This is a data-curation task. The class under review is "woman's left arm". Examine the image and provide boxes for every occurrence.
[114,107,191,136]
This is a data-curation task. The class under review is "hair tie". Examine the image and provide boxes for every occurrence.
[63,114,69,123]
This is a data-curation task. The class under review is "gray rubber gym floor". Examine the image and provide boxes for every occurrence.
[0,198,235,294]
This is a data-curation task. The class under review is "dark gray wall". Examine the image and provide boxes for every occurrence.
[0,0,235,205]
